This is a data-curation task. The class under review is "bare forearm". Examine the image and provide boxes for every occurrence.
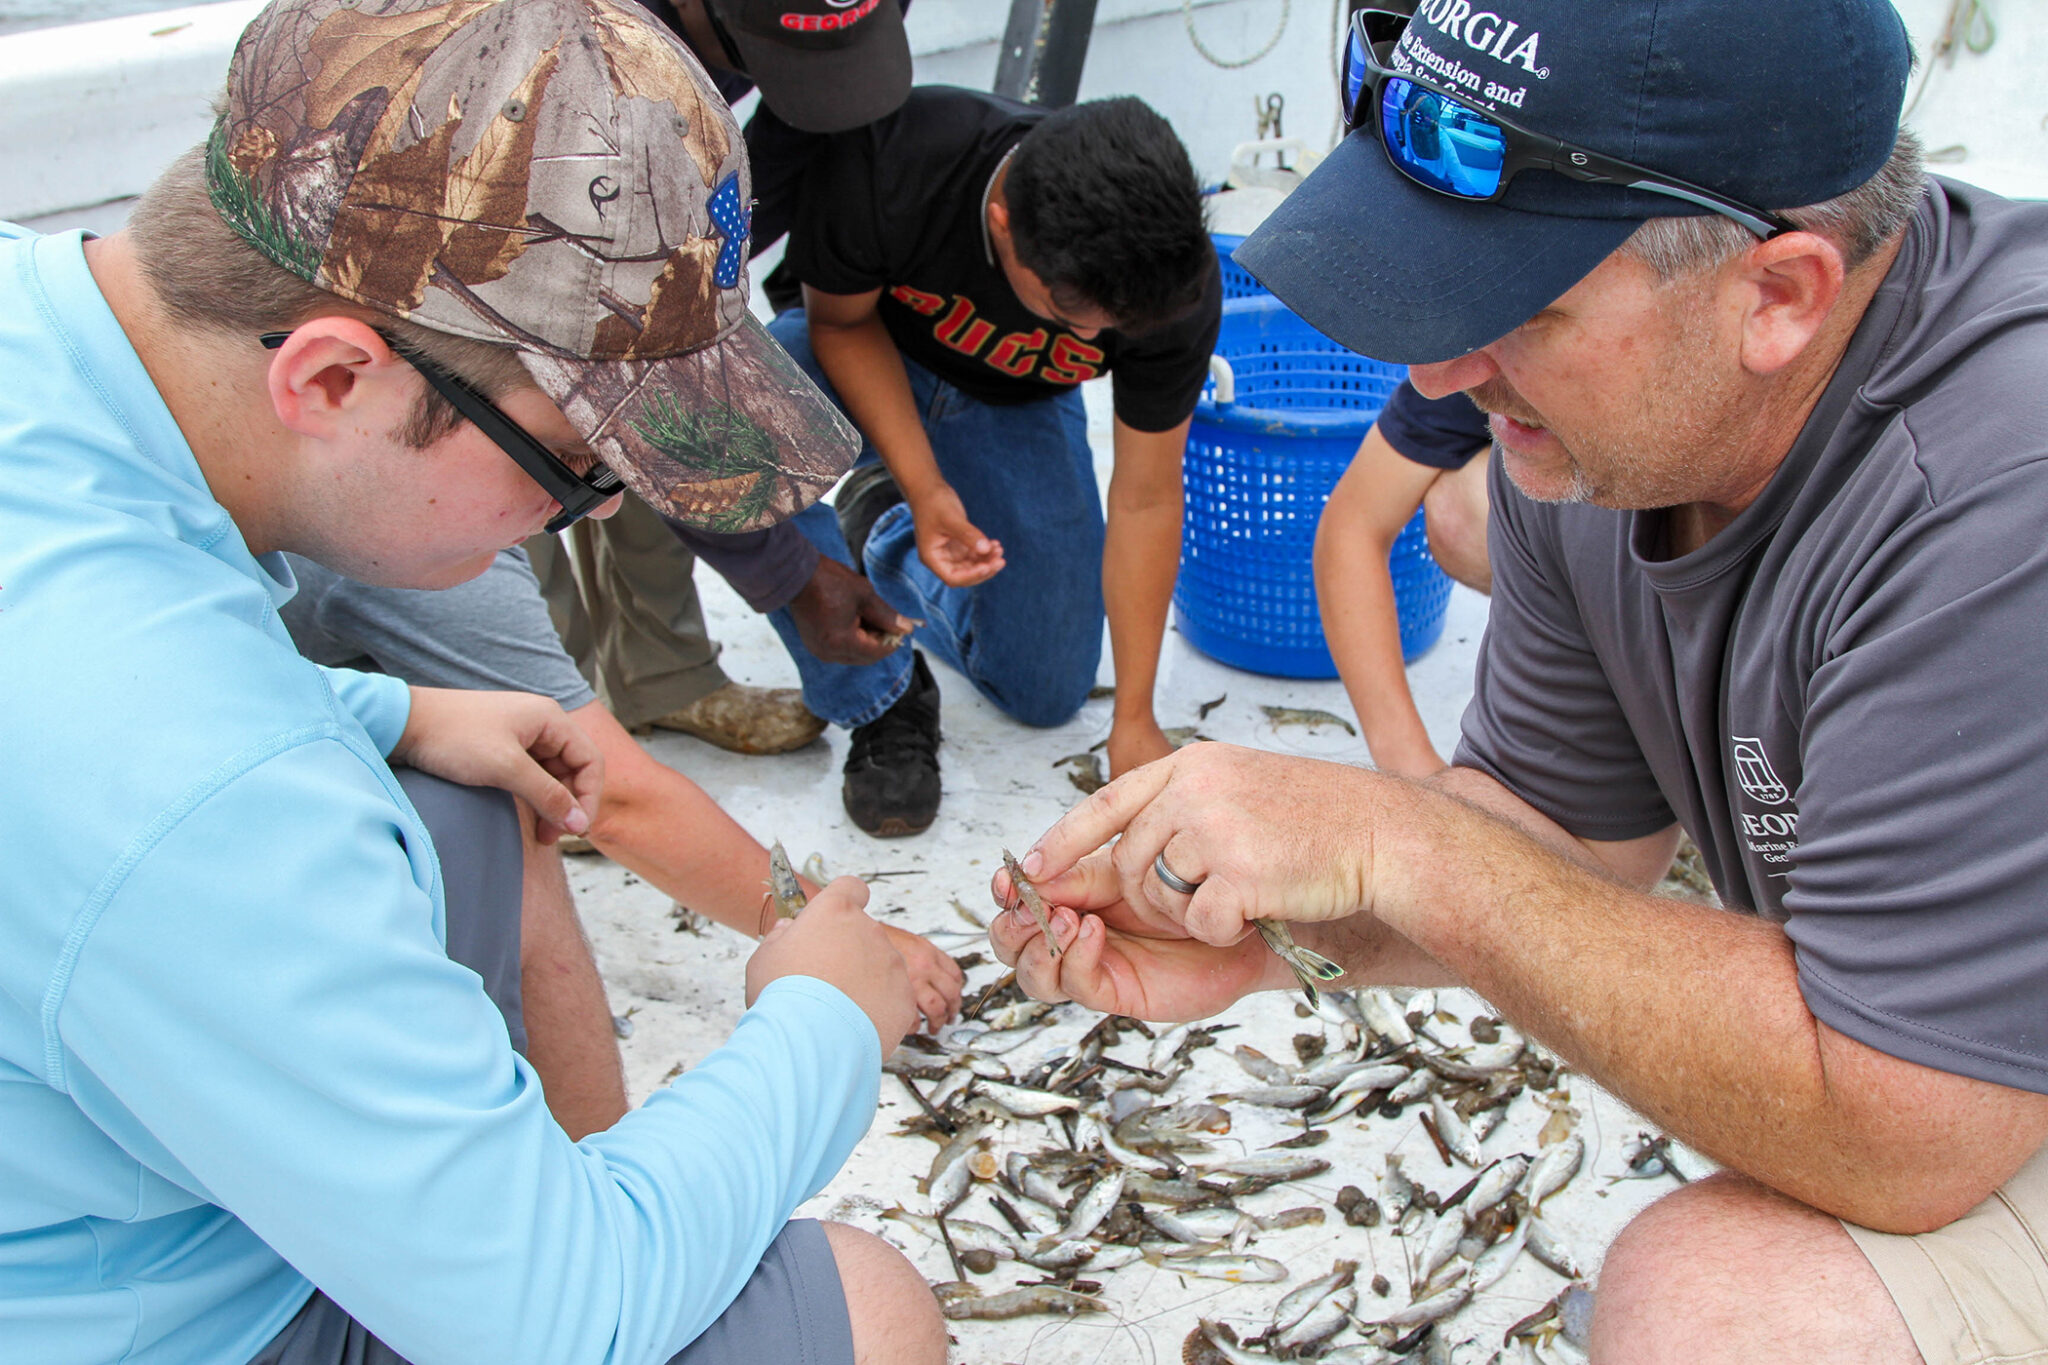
[1314,529,1442,776]
[572,703,775,938]
[1371,783,2044,1230]
[1102,499,1178,729]
[1104,420,1191,734]
[805,310,944,499]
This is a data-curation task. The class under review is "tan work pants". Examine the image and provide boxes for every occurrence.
[525,496,729,730]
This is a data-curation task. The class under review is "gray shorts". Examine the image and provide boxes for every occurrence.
[247,1219,852,1365]
[283,547,597,710]
[394,767,527,1055]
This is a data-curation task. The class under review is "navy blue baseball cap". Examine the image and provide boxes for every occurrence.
[1237,0,1912,365]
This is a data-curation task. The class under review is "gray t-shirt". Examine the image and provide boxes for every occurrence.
[1455,178,2048,1094]
[281,547,597,711]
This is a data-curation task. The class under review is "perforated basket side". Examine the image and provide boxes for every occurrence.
[1210,232,1268,301]
[1175,296,1454,677]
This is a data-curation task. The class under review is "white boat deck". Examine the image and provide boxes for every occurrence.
[585,383,1678,1364]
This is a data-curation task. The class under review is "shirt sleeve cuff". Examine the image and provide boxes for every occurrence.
[320,666,412,756]
[749,975,884,1078]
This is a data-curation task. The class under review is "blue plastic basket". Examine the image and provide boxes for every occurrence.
[1210,232,1268,302]
[1175,295,1454,678]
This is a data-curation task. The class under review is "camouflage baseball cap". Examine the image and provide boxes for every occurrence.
[207,0,858,531]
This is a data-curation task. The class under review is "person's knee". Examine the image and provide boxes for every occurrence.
[1422,455,1493,592]
[1422,492,1491,591]
[1000,676,1090,728]
[974,631,1097,727]
[1592,1173,1917,1365]
[819,1223,947,1365]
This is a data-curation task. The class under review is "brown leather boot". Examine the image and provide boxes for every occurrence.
[647,682,827,755]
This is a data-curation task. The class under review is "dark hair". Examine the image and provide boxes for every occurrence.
[1005,97,1211,334]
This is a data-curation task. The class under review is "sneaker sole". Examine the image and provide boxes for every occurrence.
[863,815,934,838]
[842,782,936,838]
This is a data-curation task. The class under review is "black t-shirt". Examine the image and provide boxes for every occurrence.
[784,86,1223,432]
[637,0,918,261]
[1376,380,1492,470]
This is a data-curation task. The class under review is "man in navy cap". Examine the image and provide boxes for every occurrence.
[989,2,2048,1360]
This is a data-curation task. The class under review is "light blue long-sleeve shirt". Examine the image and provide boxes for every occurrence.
[0,224,881,1365]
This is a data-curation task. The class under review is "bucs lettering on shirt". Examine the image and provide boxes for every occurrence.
[884,284,1108,384]
[785,86,1221,429]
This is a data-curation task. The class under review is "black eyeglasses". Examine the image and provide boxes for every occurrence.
[260,331,622,533]
[1343,5,1796,241]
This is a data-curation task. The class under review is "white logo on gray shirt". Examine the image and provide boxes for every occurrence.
[1731,736,1791,806]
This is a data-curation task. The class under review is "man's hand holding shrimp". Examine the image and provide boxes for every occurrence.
[989,744,1449,1017]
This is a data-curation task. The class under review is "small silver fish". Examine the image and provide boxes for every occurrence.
[1272,1260,1358,1335]
[1523,1135,1585,1210]
[1431,1094,1485,1167]
[1325,1062,1415,1102]
[880,1207,1016,1258]
[1198,1152,1332,1180]
[1145,1251,1289,1283]
[766,840,807,919]
[1261,704,1358,736]
[1231,1044,1295,1085]
[1359,989,1417,1048]
[999,849,1060,958]
[1275,1286,1358,1354]
[1526,1217,1586,1279]
[1464,1155,1531,1218]
[1210,1085,1327,1110]
[1379,1154,1418,1223]
[1145,1205,1253,1244]
[1316,1346,1399,1365]
[1465,1219,1528,1294]
[1060,1169,1127,1241]
[1367,1282,1471,1329]
[1020,1236,1099,1270]
[1386,1068,1436,1105]
[1414,1208,1467,1289]
[974,1079,1081,1117]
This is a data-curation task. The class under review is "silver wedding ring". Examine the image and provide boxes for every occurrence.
[1153,851,1203,895]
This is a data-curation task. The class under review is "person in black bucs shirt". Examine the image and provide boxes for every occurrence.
[760,87,1220,836]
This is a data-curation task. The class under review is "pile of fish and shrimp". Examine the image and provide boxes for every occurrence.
[815,949,1711,1365]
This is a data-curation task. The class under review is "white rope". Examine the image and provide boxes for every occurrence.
[1182,0,1290,69]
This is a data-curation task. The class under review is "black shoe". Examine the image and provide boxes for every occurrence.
[843,651,941,837]
[835,463,906,569]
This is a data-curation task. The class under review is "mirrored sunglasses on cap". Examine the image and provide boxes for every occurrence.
[261,331,623,534]
[1343,4,1797,240]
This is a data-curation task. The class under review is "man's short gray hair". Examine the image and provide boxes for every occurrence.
[1619,129,1927,281]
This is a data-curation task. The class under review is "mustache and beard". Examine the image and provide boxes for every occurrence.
[1456,300,1745,511]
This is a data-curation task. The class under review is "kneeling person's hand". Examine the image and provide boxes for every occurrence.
[747,877,917,1052]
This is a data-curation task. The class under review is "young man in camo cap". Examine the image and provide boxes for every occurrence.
[0,0,947,1360]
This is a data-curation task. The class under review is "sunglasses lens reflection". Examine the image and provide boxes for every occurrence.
[1379,77,1507,198]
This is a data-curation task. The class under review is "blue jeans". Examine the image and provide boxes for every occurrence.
[765,310,1105,729]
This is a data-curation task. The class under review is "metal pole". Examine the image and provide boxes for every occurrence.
[992,0,1100,109]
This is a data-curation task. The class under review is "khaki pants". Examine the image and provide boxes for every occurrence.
[1848,1141,2048,1365]
[526,497,728,731]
